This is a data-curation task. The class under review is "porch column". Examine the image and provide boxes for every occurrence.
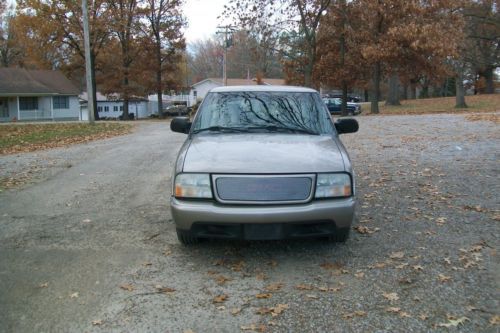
[50,96,54,121]
[17,96,20,121]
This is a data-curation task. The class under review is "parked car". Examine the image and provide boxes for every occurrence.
[323,97,362,115]
[164,105,188,116]
[329,94,361,103]
[170,86,358,245]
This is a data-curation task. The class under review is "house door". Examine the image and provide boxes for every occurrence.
[0,98,8,118]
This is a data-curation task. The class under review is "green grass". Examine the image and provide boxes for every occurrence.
[361,94,500,115]
[0,122,132,155]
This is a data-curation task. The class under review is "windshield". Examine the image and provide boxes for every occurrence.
[191,91,334,135]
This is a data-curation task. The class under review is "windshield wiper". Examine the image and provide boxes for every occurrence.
[247,125,319,135]
[192,126,249,134]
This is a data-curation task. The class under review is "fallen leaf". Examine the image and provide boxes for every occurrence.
[82,218,91,223]
[215,275,231,285]
[295,284,314,290]
[271,304,289,317]
[213,294,228,303]
[91,319,103,326]
[69,292,79,298]
[419,314,429,320]
[343,310,366,319]
[390,251,405,260]
[155,285,176,293]
[396,263,409,269]
[435,217,447,225]
[413,265,424,271]
[354,272,365,279]
[265,282,284,292]
[354,226,380,234]
[437,316,469,328]
[39,282,49,288]
[231,308,242,316]
[489,315,500,325]
[383,292,399,301]
[305,294,318,299]
[386,307,401,313]
[255,293,272,299]
[438,274,451,282]
[216,305,226,311]
[143,262,153,267]
[231,260,245,272]
[119,284,134,292]
[400,311,412,318]
[255,273,267,281]
[443,258,451,265]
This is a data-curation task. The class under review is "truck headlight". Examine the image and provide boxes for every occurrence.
[174,173,212,198]
[315,173,352,198]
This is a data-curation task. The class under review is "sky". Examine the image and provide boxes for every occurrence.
[182,0,231,44]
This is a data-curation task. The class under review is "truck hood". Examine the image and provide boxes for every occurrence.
[182,133,345,174]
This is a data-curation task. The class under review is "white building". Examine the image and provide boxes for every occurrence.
[0,68,81,122]
[189,78,286,104]
[80,92,151,120]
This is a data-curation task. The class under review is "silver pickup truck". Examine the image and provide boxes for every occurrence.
[170,85,358,245]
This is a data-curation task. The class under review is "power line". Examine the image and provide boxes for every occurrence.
[216,25,237,86]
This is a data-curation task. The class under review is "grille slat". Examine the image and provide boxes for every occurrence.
[214,175,313,203]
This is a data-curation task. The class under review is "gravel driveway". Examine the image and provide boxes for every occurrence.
[0,115,498,332]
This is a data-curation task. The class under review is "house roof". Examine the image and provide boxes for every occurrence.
[0,68,79,96]
[192,77,286,88]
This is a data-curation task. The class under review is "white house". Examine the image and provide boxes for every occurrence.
[189,78,286,104]
[80,92,151,119]
[0,68,80,122]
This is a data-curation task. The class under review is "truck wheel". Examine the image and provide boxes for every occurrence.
[176,230,199,245]
[328,228,350,242]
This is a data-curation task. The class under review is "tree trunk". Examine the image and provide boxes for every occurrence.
[364,89,369,102]
[484,67,495,94]
[402,84,408,100]
[123,98,130,119]
[155,39,163,117]
[455,70,467,108]
[409,84,417,99]
[122,74,130,120]
[385,72,401,105]
[90,52,100,120]
[370,62,381,114]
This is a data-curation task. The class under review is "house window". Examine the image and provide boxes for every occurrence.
[120,106,123,111]
[193,90,197,98]
[104,106,109,112]
[19,97,38,111]
[97,106,103,112]
[53,96,69,109]
[113,106,118,112]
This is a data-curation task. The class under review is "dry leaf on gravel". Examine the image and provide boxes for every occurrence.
[343,311,366,319]
[419,314,429,320]
[437,316,469,328]
[383,292,399,301]
[386,307,401,313]
[400,312,412,318]
[255,293,272,299]
[155,285,176,293]
[354,226,380,234]
[435,217,447,225]
[39,282,48,288]
[256,304,289,317]
[390,251,405,260]
[92,319,103,326]
[265,282,284,292]
[231,308,242,316]
[438,274,451,282]
[213,294,228,303]
[354,272,365,278]
[489,315,500,325]
[305,294,318,299]
[295,284,314,290]
[214,275,231,285]
[413,265,424,271]
[119,284,134,291]
[69,292,79,298]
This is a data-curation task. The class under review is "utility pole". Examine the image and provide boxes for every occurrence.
[82,0,95,124]
[216,25,236,86]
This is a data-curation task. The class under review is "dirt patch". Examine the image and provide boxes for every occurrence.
[464,113,500,124]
